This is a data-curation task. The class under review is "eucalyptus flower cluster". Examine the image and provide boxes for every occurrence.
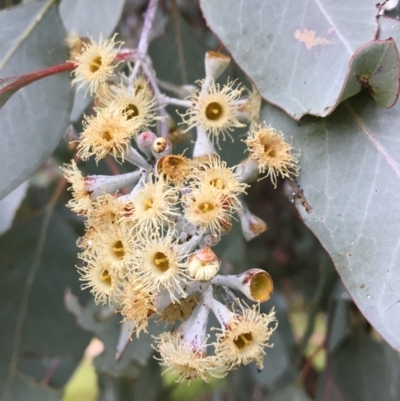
[62,34,300,383]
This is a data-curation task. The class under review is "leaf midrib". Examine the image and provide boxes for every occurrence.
[0,0,56,71]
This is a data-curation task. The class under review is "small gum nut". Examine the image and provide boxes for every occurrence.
[187,246,221,281]
[137,131,157,157]
[205,51,231,80]
[240,268,274,302]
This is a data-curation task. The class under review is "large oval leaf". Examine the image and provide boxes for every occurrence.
[0,0,73,199]
[200,0,378,119]
[261,91,400,350]
[0,211,91,398]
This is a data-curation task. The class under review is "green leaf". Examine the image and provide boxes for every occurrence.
[4,372,62,401]
[0,210,91,399]
[338,39,400,108]
[200,0,378,119]
[149,13,209,85]
[59,0,126,39]
[261,91,400,350]
[316,329,400,401]
[263,384,312,401]
[59,0,126,122]
[251,331,292,390]
[66,295,164,378]
[0,0,73,199]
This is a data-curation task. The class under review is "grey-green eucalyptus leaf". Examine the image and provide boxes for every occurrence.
[0,0,73,199]
[261,91,400,350]
[0,211,91,398]
[316,329,400,401]
[200,0,378,119]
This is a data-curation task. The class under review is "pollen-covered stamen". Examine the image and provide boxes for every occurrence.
[244,124,300,188]
[180,79,245,148]
[133,232,191,302]
[212,301,278,369]
[71,33,122,96]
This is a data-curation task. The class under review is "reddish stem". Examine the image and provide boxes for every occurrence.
[0,62,76,99]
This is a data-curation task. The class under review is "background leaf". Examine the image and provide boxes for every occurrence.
[65,295,164,378]
[261,91,400,350]
[0,210,91,399]
[316,328,400,401]
[200,0,378,119]
[0,0,73,199]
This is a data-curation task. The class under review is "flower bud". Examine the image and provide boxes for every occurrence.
[235,158,259,183]
[85,170,143,198]
[212,269,274,302]
[205,51,231,82]
[193,126,216,159]
[152,137,172,159]
[238,205,268,241]
[187,246,221,281]
[137,131,157,158]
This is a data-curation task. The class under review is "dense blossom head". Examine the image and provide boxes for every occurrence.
[182,80,245,147]
[244,124,300,187]
[71,34,122,96]
[64,39,287,384]
[213,303,277,369]
[77,106,135,162]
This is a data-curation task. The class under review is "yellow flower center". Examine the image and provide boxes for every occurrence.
[112,240,125,259]
[250,272,274,302]
[124,104,139,119]
[198,202,215,213]
[100,269,112,286]
[144,198,153,210]
[210,178,225,189]
[233,332,253,349]
[102,130,113,141]
[89,56,102,73]
[205,101,224,121]
[154,252,170,272]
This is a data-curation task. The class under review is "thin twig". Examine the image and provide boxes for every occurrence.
[142,61,168,138]
[128,0,159,85]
